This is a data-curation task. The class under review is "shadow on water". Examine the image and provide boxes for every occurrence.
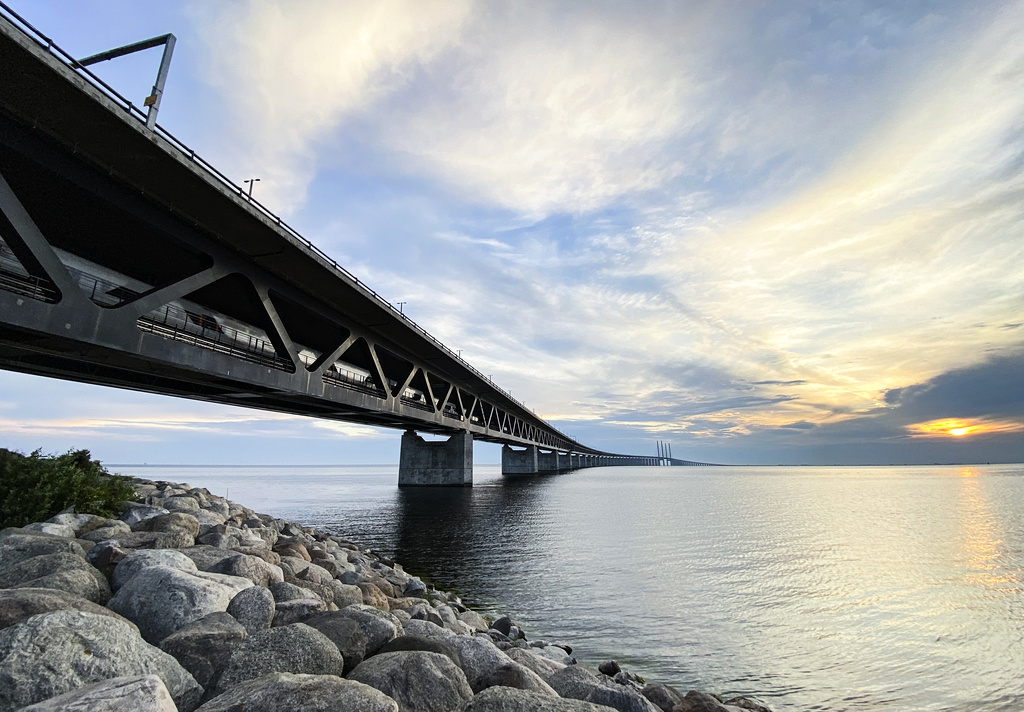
[388,471,566,609]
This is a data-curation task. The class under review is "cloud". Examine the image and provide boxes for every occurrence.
[190,0,472,211]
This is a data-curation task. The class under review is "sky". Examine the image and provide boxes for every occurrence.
[1,0,1022,466]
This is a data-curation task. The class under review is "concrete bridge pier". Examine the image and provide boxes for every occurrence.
[502,444,538,475]
[538,450,561,472]
[398,430,473,486]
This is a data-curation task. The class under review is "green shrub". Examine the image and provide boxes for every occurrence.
[0,448,136,528]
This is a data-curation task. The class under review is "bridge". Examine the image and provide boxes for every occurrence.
[0,7,715,484]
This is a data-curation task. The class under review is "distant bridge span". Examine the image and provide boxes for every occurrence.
[0,7,716,483]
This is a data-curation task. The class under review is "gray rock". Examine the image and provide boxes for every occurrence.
[400,618,458,643]
[449,634,514,692]
[491,615,514,636]
[315,558,353,578]
[671,691,733,712]
[208,553,283,587]
[533,644,576,665]
[132,512,201,538]
[377,634,462,668]
[162,496,201,512]
[332,604,403,655]
[0,530,87,568]
[722,697,773,712]
[45,513,107,537]
[119,504,170,527]
[327,579,364,608]
[599,661,622,677]
[213,623,344,696]
[0,552,111,604]
[179,545,238,572]
[410,604,444,627]
[506,647,567,680]
[192,510,227,536]
[269,580,314,603]
[349,651,473,712]
[111,549,199,591]
[0,588,136,633]
[79,521,132,542]
[15,674,177,712]
[194,672,397,712]
[272,597,327,626]
[0,610,202,712]
[548,666,661,712]
[464,686,621,712]
[22,522,76,539]
[459,609,490,632]
[107,565,252,644]
[227,586,275,636]
[477,661,559,696]
[640,684,685,712]
[159,612,247,689]
[300,611,368,674]
[110,530,195,550]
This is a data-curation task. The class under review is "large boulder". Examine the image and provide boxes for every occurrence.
[111,549,199,591]
[0,552,111,604]
[640,683,686,712]
[0,610,202,712]
[377,634,461,668]
[448,634,515,692]
[79,521,132,542]
[159,612,247,689]
[194,672,397,712]
[108,531,195,550]
[331,604,403,655]
[212,623,344,697]
[272,597,328,626]
[132,512,201,539]
[0,530,87,568]
[226,586,275,636]
[119,504,170,527]
[0,588,135,633]
[476,661,559,696]
[548,666,661,712]
[300,611,369,674]
[106,565,252,644]
[15,674,177,712]
[400,618,458,643]
[463,686,621,712]
[208,554,283,587]
[506,647,567,680]
[45,513,108,538]
[348,651,473,712]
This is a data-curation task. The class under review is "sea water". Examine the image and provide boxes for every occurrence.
[113,463,1024,711]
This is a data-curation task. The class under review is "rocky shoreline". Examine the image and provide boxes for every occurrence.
[0,477,773,712]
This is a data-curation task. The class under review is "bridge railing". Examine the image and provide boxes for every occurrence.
[0,1,590,450]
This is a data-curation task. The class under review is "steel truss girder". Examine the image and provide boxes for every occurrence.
[0,121,579,451]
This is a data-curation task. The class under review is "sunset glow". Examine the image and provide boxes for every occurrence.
[910,419,1024,439]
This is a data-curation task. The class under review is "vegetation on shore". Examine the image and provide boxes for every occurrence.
[0,448,136,528]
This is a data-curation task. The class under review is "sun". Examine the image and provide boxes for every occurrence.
[948,426,971,437]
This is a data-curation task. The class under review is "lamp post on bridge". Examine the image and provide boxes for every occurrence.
[244,178,260,199]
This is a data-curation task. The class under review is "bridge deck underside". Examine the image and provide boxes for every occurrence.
[0,52,585,452]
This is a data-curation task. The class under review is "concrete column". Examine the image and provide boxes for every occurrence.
[502,444,538,475]
[537,450,559,472]
[398,430,473,487]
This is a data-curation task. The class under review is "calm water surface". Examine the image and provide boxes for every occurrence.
[113,463,1024,712]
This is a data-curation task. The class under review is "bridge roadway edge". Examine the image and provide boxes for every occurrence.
[0,8,716,483]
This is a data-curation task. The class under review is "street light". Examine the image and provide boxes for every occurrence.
[244,178,260,199]
[397,301,406,314]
